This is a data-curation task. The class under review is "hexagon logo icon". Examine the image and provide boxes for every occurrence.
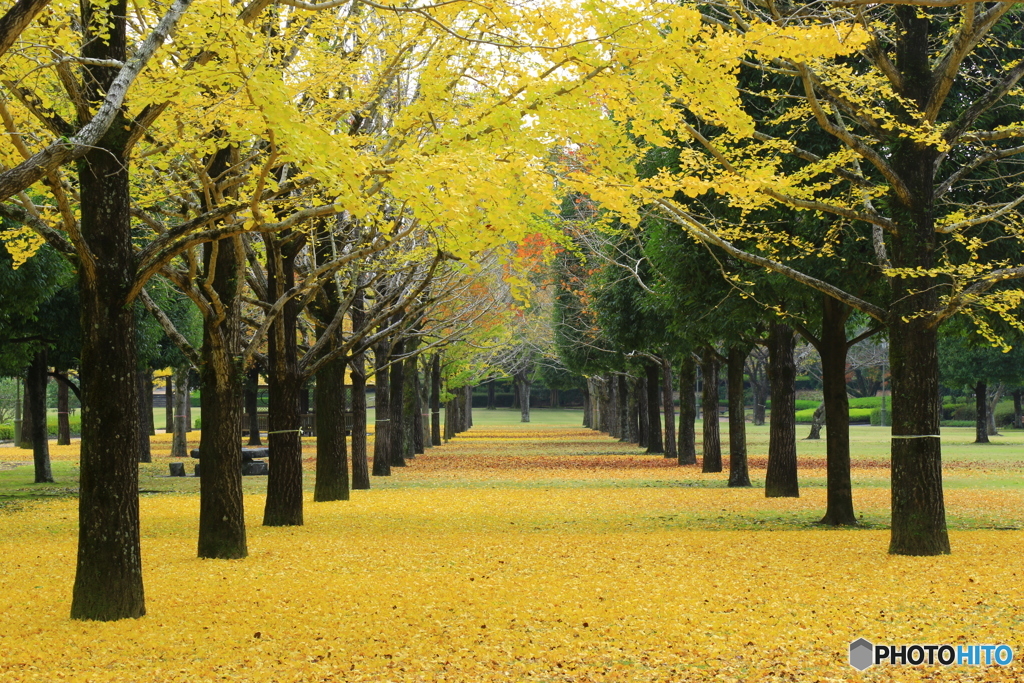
[850,638,874,671]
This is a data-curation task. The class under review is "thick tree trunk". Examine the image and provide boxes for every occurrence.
[137,369,152,463]
[403,357,419,459]
[626,376,639,443]
[70,0,146,618]
[819,297,856,525]
[262,236,304,527]
[974,381,989,444]
[677,356,697,464]
[430,355,441,446]
[245,366,261,446]
[700,349,722,473]
[372,345,391,475]
[27,350,52,483]
[165,375,174,434]
[607,375,619,438]
[464,385,473,429]
[19,375,31,449]
[661,357,677,460]
[645,363,663,454]
[314,353,349,502]
[637,375,649,448]
[986,382,1003,437]
[765,322,798,497]
[194,216,248,559]
[412,359,425,454]
[582,382,591,428]
[727,346,750,487]
[618,375,630,443]
[388,337,407,467]
[350,343,370,489]
[57,376,71,445]
[170,367,189,458]
[518,373,531,423]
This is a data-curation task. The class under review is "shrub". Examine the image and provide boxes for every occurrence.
[848,397,882,409]
[0,424,13,440]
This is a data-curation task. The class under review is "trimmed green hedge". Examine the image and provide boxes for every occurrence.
[0,424,12,440]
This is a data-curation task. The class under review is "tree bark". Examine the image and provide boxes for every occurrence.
[819,297,856,525]
[700,349,722,473]
[765,322,798,497]
[388,336,407,467]
[372,343,391,476]
[27,349,52,483]
[464,385,473,429]
[314,352,349,502]
[645,363,663,454]
[57,376,71,445]
[403,356,419,459]
[1013,389,1022,430]
[661,357,676,460]
[805,402,825,440]
[582,382,591,428]
[137,369,152,463]
[607,374,619,438]
[430,354,441,446]
[412,358,425,454]
[262,234,304,527]
[618,374,630,443]
[626,376,639,443]
[677,354,697,465]
[748,351,768,426]
[19,374,31,449]
[165,375,173,433]
[70,0,146,618]
[170,366,189,459]
[727,345,750,487]
[974,381,989,444]
[518,371,531,423]
[245,365,261,446]
[350,286,370,489]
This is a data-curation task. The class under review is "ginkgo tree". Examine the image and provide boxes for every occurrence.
[568,0,1024,555]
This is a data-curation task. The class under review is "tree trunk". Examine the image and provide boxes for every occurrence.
[403,357,419,459]
[57,376,71,445]
[765,322,798,497]
[388,336,407,467]
[818,297,856,525]
[748,351,768,427]
[700,349,722,473]
[626,376,639,443]
[314,352,349,502]
[637,375,649,448]
[262,235,304,527]
[677,355,697,465]
[464,385,473,429]
[518,373,531,423]
[165,375,174,434]
[607,375,619,438]
[582,382,591,428]
[70,0,145,619]
[350,340,370,490]
[372,342,391,475]
[987,382,1004,437]
[618,375,630,443]
[245,365,261,446]
[645,363,663,454]
[727,345,750,487]
[430,355,441,446]
[412,358,425,454]
[27,350,52,483]
[137,369,152,463]
[661,357,677,460]
[185,379,192,432]
[19,374,31,449]
[974,381,989,444]
[805,402,825,440]
[1013,389,1022,430]
[170,367,189,459]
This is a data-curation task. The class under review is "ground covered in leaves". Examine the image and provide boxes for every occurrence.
[1,411,1022,682]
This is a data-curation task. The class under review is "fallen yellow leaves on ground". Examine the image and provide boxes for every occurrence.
[0,425,1021,682]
